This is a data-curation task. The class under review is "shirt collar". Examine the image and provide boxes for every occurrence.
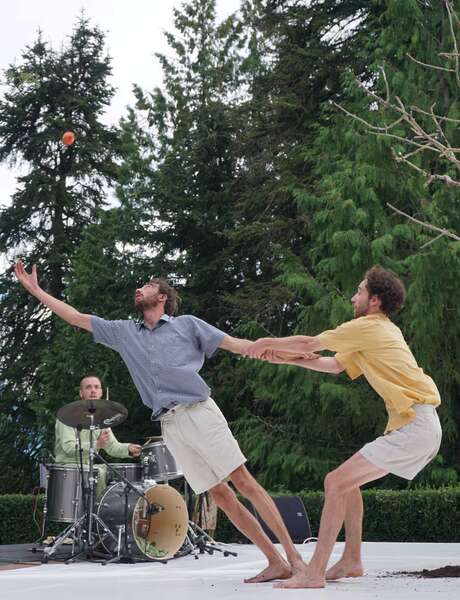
[136,313,173,330]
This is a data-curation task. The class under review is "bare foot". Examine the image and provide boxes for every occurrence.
[244,561,292,583]
[290,556,307,576]
[326,559,364,580]
[273,566,325,589]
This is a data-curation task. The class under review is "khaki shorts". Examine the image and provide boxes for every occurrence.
[160,398,247,494]
[360,404,442,480]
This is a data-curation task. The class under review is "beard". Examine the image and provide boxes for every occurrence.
[134,294,160,312]
[353,302,370,318]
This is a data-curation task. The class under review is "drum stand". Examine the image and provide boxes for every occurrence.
[183,521,237,559]
[50,416,117,563]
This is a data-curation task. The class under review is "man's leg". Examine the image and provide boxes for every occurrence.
[325,487,364,580]
[275,452,388,589]
[209,481,291,582]
[229,465,304,580]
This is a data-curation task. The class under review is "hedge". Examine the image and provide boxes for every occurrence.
[1,487,459,545]
[215,487,460,544]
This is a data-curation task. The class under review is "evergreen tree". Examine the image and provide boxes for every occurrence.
[0,17,119,492]
[117,0,243,324]
[39,209,154,450]
[279,0,460,488]
[220,0,393,491]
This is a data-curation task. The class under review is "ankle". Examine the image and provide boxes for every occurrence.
[341,555,362,565]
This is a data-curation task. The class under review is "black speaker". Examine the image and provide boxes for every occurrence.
[249,496,312,543]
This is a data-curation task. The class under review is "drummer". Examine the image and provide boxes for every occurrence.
[54,375,141,497]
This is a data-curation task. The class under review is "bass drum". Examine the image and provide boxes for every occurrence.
[96,482,188,560]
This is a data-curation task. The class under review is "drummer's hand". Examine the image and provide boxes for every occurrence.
[96,429,110,450]
[128,444,141,457]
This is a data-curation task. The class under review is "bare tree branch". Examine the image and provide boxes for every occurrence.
[387,202,460,241]
[407,52,456,73]
[335,0,460,189]
[446,0,460,87]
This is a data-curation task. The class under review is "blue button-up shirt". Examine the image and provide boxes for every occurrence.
[91,314,226,419]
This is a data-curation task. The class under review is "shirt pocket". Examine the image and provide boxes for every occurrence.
[157,332,186,367]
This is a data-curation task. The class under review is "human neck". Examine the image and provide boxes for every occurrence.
[143,305,167,329]
[367,307,384,316]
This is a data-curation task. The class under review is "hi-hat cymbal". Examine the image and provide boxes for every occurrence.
[57,399,128,429]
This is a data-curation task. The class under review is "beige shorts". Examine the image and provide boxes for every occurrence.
[160,398,247,494]
[360,404,442,480]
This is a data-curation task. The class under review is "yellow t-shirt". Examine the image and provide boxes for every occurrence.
[317,313,440,434]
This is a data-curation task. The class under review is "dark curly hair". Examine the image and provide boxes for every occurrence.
[364,266,406,316]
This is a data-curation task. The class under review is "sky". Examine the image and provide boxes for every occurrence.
[0,0,242,205]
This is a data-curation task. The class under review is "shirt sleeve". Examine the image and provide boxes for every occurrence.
[335,352,363,380]
[55,420,79,456]
[103,429,131,459]
[91,316,126,351]
[317,317,375,354]
[188,316,226,358]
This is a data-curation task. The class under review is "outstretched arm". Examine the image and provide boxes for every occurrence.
[219,335,253,355]
[14,261,92,331]
[246,334,324,358]
[219,335,317,360]
[263,351,345,374]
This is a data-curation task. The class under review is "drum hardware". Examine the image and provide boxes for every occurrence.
[141,440,182,482]
[40,402,226,565]
[97,482,188,564]
[181,520,237,559]
[44,403,127,563]
[99,465,165,564]
[177,483,237,560]
[107,463,143,485]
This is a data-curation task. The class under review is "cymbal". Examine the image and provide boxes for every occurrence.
[57,399,128,429]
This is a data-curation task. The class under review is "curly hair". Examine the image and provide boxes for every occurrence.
[364,266,406,316]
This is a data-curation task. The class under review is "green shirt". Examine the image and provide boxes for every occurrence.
[54,419,130,464]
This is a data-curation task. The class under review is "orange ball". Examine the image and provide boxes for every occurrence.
[62,131,76,145]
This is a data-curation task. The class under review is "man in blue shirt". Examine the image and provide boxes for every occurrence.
[15,261,305,583]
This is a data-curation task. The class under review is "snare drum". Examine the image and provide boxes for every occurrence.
[141,441,182,482]
[45,464,99,523]
[107,463,143,485]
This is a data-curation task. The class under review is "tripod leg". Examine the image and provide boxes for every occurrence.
[43,515,86,558]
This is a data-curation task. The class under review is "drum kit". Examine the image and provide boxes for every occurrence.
[39,398,234,564]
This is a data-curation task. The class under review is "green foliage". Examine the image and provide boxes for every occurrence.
[0,494,64,544]
[1,0,459,498]
[0,16,119,492]
[215,487,460,544]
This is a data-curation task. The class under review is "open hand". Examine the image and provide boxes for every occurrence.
[14,261,40,294]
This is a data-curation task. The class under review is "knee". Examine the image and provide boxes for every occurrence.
[210,483,236,510]
[231,470,260,499]
[324,470,348,497]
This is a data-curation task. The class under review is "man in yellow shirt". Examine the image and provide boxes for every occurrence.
[248,266,442,589]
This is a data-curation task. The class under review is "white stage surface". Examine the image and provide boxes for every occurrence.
[1,542,459,599]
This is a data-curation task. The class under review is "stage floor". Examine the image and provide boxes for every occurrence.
[1,541,459,599]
